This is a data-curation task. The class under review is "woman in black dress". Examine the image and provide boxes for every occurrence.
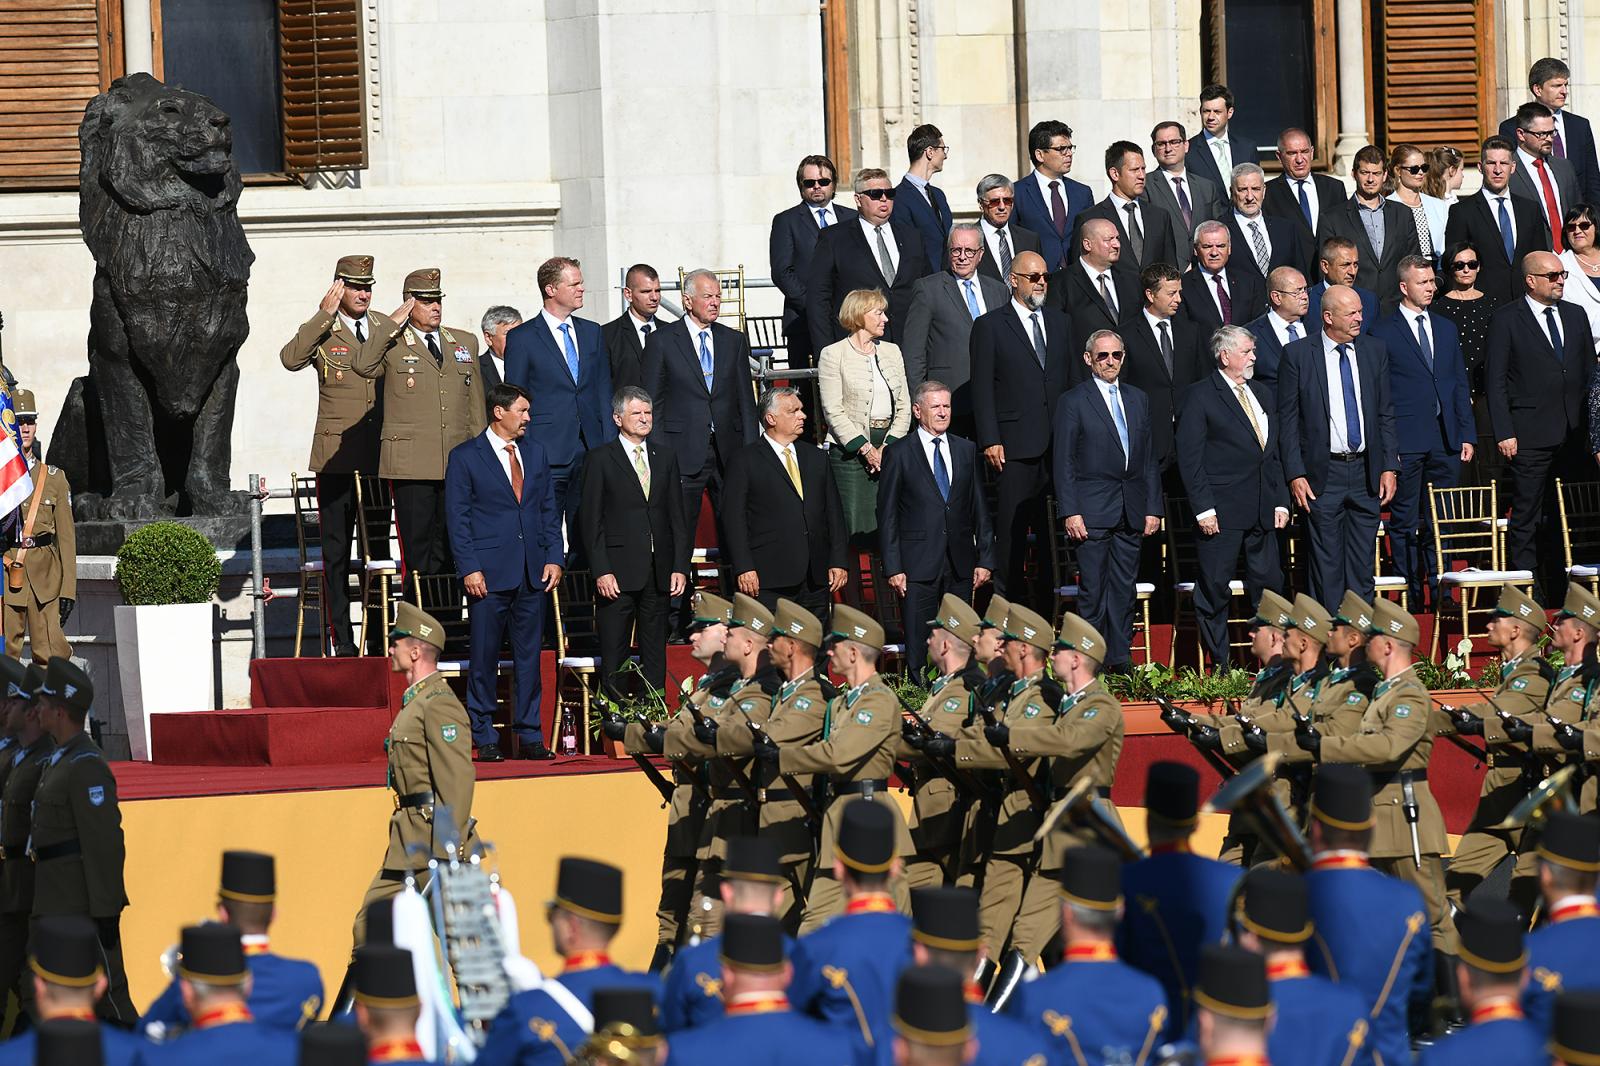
[1432,239,1500,487]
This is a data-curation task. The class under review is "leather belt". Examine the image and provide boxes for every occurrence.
[1370,769,1427,789]
[1330,452,1365,462]
[758,788,794,802]
[714,787,756,802]
[379,868,409,882]
[9,534,51,550]
[868,418,893,430]
[836,779,889,798]
[396,791,434,810]
[30,839,80,863]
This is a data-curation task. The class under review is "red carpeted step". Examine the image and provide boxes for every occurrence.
[250,657,392,709]
[150,705,394,767]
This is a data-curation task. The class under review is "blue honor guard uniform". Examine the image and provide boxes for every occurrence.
[1522,813,1600,1033]
[0,915,144,1066]
[142,924,296,1066]
[1419,900,1544,1066]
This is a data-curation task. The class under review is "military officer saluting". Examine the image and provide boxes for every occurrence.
[0,916,144,1066]
[354,601,476,941]
[1531,583,1600,813]
[1521,812,1600,1033]
[28,658,134,1022]
[758,604,910,932]
[3,390,75,665]
[665,914,855,1065]
[0,659,47,1015]
[141,851,323,1035]
[354,267,485,587]
[279,254,388,656]
[141,924,297,1066]
[1440,584,1553,920]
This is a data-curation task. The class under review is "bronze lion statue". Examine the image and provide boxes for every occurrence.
[71,72,255,519]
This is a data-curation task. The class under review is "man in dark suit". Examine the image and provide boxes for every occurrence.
[1497,57,1600,206]
[1244,266,1312,390]
[502,256,616,552]
[1263,127,1345,263]
[878,380,994,679]
[897,124,953,275]
[444,383,565,761]
[1176,325,1288,667]
[771,154,858,398]
[1186,83,1260,193]
[971,250,1072,603]
[1227,163,1304,281]
[1487,250,1597,594]
[1052,216,1141,373]
[1316,146,1422,316]
[641,267,761,573]
[1181,220,1268,333]
[1509,102,1581,256]
[1052,330,1163,671]
[1121,263,1204,482]
[1070,141,1180,275]
[1305,237,1380,331]
[720,387,848,615]
[478,304,520,402]
[1371,257,1477,604]
[900,223,1008,431]
[601,264,662,392]
[579,386,690,700]
[1145,120,1228,261]
[974,174,1042,283]
[1443,137,1551,305]
[806,167,929,354]
[1013,119,1094,271]
[1278,284,1399,608]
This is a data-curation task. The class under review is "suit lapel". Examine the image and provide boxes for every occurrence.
[1214,372,1257,437]
[479,434,518,505]
[1519,301,1562,361]
[676,321,714,397]
[401,326,443,377]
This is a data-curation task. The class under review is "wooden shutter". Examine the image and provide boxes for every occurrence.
[1375,0,1494,161]
[0,0,122,186]
[278,0,365,173]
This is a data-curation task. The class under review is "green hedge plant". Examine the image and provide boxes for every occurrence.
[115,522,221,606]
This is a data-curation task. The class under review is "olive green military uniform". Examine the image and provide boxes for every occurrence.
[0,730,51,1016]
[665,663,741,939]
[1531,664,1600,814]
[355,605,477,942]
[279,306,388,475]
[2,449,75,665]
[626,708,706,950]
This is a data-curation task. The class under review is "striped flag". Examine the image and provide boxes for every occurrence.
[0,388,33,520]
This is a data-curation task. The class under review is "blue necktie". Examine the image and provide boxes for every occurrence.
[962,279,980,319]
[1296,180,1312,228]
[1286,322,1301,341]
[698,329,715,388]
[1414,314,1433,368]
[1109,383,1130,467]
[817,208,830,228]
[559,323,580,381]
[1337,343,1362,451]
[932,437,950,500]
[1545,306,1565,363]
[1495,195,1515,265]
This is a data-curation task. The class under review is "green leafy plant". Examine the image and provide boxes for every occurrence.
[883,672,931,708]
[114,522,221,606]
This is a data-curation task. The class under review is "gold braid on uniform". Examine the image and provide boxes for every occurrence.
[530,1017,576,1064]
[1137,894,1191,1026]
[822,966,875,1048]
[1338,1019,1369,1066]
[1040,1012,1090,1066]
[1134,1005,1167,1066]
[1369,913,1426,1021]
[694,972,723,1000]
[1533,966,1563,992]
[1312,931,1341,980]
[298,995,322,1030]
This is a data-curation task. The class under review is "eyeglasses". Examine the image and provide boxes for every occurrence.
[1569,220,1595,232]
[950,248,981,259]
[859,188,897,201]
[1272,286,1309,296]
[1450,259,1481,270]
[1531,270,1570,281]
[1011,272,1049,284]
[1152,138,1185,149]
[1046,143,1075,154]
[983,196,1016,207]
[1524,128,1557,139]
[801,177,833,189]
[1092,350,1126,362]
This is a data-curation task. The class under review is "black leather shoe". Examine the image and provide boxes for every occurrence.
[518,741,556,761]
[475,743,505,763]
[333,642,359,658]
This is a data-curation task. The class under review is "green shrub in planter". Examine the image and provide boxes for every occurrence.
[115,522,222,606]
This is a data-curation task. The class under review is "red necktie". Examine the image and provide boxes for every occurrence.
[1535,158,1565,252]
[506,443,523,501]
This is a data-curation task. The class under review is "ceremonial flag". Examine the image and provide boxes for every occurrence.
[0,388,31,521]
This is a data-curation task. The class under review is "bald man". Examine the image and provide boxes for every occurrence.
[1050,217,1141,378]
[971,250,1073,600]
[1486,249,1595,594]
[1277,283,1398,609]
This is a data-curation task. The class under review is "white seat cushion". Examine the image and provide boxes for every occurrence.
[1570,564,1599,578]
[559,656,599,669]
[1439,568,1533,586]
[364,560,401,574]
[300,560,323,573]
[1135,582,1156,596]
[1373,575,1406,588]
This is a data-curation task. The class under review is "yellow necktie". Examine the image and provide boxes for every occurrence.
[1235,383,1266,449]
[633,445,650,496]
[784,446,804,499]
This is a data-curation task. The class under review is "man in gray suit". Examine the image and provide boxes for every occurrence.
[1143,120,1227,262]
[1509,101,1581,255]
[901,222,1008,436]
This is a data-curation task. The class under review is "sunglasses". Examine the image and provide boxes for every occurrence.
[1011,272,1049,284]
[1093,350,1126,362]
[1569,220,1595,232]
[1396,164,1429,175]
[859,188,897,201]
[801,177,834,189]
[1450,259,1481,270]
[1531,270,1570,281]
[983,196,1016,207]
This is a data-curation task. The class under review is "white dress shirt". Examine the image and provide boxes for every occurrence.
[542,308,578,361]
[487,351,507,382]
[1235,211,1273,262]
[1080,259,1120,314]
[956,274,990,317]
[1143,308,1177,351]
[807,201,840,228]
[917,424,955,480]
[1012,298,1047,343]
[1481,187,1519,247]
[1196,372,1286,522]
[1517,146,1565,226]
[763,432,804,469]
[336,311,371,344]
[628,309,658,352]
[1322,333,1366,454]
[1032,170,1065,209]
[860,218,900,277]
[979,218,1014,270]
[1288,176,1321,232]
[1267,309,1305,347]
[1204,131,1234,176]
[1109,191,1146,243]
[1527,294,1565,348]
[484,427,520,489]
[1092,376,1131,468]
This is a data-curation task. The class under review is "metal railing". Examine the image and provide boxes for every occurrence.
[248,474,293,660]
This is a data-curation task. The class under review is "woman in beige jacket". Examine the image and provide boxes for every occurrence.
[817,288,912,546]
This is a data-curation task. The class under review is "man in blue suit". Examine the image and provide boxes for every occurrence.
[1051,329,1162,672]
[1278,284,1398,608]
[1371,256,1476,606]
[1498,57,1600,205]
[1244,265,1312,390]
[502,256,615,555]
[1305,236,1379,332]
[1012,119,1094,271]
[445,382,564,760]
[896,124,952,275]
[1186,83,1260,193]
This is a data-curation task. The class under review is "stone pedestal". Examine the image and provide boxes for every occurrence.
[74,514,296,557]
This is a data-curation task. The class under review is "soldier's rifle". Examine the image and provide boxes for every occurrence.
[744,718,823,827]
[976,694,1047,809]
[894,692,992,804]
[1154,695,1237,781]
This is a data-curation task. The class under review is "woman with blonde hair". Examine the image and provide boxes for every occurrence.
[1385,142,1449,266]
[816,288,911,550]
[1425,145,1465,203]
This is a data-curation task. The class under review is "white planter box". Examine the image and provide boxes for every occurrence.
[114,602,216,761]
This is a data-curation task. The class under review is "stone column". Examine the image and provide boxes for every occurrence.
[1331,0,1370,175]
[122,0,154,75]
